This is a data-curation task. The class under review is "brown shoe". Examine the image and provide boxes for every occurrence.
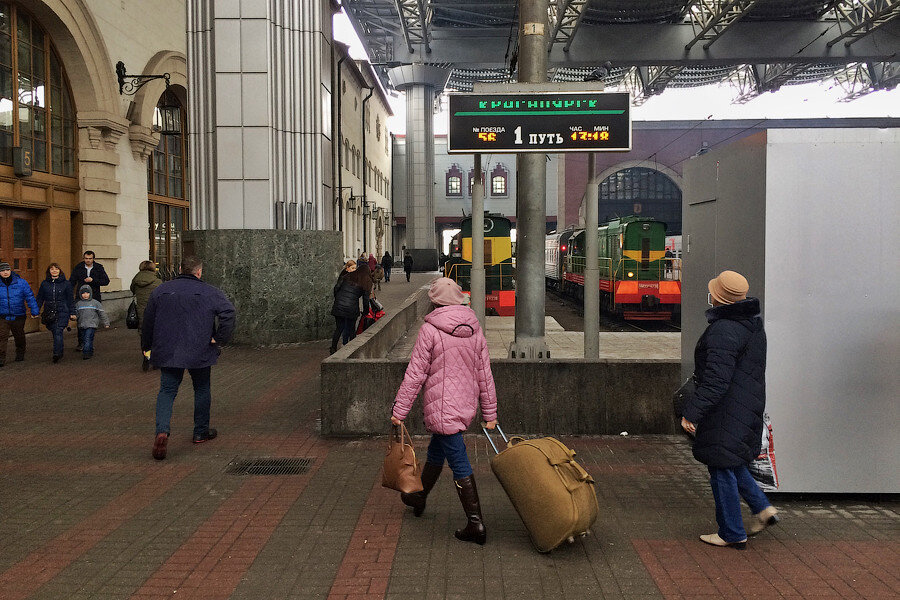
[747,506,780,536]
[152,433,168,460]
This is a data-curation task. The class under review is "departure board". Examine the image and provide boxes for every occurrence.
[448,91,631,153]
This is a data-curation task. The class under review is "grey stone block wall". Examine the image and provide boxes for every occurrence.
[184,230,341,345]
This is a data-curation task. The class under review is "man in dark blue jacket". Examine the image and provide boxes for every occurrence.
[682,270,779,549]
[0,261,40,366]
[142,256,236,460]
[70,251,110,350]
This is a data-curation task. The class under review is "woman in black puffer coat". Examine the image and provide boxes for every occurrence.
[36,263,75,363]
[329,261,372,354]
[681,270,779,549]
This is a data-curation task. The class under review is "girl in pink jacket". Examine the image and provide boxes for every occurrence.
[391,277,498,545]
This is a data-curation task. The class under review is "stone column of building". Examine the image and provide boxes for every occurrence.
[186,0,331,230]
[77,114,130,290]
[184,0,340,345]
[387,65,450,271]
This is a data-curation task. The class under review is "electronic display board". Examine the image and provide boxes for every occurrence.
[448,91,631,153]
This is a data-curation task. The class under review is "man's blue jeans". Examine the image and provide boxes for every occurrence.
[708,465,772,542]
[155,366,212,438]
[81,327,95,355]
[426,432,473,479]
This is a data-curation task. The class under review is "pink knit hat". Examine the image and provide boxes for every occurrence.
[428,277,467,306]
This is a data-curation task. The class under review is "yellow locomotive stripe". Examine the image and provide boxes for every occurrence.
[623,250,666,262]
[462,236,513,264]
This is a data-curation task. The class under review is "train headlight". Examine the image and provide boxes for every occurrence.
[627,271,634,278]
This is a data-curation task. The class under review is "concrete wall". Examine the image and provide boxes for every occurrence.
[184,229,341,345]
[322,288,680,436]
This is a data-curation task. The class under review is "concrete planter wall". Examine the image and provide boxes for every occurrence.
[321,286,680,436]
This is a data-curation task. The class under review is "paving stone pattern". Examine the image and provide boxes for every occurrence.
[0,309,896,599]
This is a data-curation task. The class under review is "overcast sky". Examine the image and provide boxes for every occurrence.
[334,11,900,136]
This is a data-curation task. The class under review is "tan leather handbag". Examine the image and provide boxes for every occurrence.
[382,423,423,493]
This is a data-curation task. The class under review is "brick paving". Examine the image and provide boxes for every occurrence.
[0,289,897,599]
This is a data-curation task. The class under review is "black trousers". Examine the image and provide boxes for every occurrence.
[0,316,27,362]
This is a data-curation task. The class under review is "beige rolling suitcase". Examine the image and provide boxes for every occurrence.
[484,425,599,553]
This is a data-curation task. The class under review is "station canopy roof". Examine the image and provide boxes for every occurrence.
[340,0,900,103]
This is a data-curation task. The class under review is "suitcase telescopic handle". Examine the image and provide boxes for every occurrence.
[481,423,508,454]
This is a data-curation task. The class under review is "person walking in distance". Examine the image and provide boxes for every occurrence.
[391,277,498,545]
[130,261,162,371]
[70,251,109,350]
[0,261,40,367]
[681,270,779,549]
[381,251,393,283]
[403,250,413,282]
[142,256,236,460]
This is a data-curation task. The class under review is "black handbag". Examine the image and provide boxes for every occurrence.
[41,305,58,326]
[126,299,139,329]
[672,375,696,419]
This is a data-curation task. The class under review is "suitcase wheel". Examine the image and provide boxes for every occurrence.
[566,536,575,544]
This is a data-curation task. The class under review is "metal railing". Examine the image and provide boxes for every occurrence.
[566,256,682,281]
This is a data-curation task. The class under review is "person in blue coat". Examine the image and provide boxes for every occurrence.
[35,263,76,363]
[142,256,236,460]
[681,270,779,549]
[0,261,40,366]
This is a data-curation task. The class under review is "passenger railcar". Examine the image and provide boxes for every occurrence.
[445,213,515,316]
[545,216,681,320]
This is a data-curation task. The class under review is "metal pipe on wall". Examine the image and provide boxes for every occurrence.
[584,153,600,358]
[471,154,486,329]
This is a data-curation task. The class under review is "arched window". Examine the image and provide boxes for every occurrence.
[147,89,188,280]
[344,138,350,169]
[0,4,77,176]
[597,167,683,234]
[355,148,361,177]
[376,114,381,140]
[446,164,462,197]
[351,145,357,175]
[490,164,508,196]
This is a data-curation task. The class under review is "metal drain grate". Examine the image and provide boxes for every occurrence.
[227,457,314,476]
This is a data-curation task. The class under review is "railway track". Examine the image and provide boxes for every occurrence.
[546,288,681,333]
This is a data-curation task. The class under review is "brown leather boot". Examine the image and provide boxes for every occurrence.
[401,462,443,517]
[454,475,486,545]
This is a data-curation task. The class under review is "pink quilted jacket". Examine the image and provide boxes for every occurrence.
[392,305,498,434]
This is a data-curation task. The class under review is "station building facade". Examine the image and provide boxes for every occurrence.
[0,0,186,327]
[332,42,393,262]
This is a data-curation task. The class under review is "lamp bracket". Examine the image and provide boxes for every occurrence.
[117,61,170,96]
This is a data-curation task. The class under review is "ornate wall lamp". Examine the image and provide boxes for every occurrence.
[116,61,181,135]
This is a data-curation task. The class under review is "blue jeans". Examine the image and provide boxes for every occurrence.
[708,465,772,542]
[155,366,212,437]
[426,432,473,479]
[80,327,96,355]
[384,268,390,282]
[47,316,68,357]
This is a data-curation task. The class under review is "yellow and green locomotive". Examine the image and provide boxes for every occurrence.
[444,213,516,316]
[546,216,680,320]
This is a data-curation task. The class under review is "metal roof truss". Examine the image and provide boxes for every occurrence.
[828,0,900,47]
[684,0,759,50]
[548,0,590,52]
[835,61,900,100]
[394,0,432,53]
